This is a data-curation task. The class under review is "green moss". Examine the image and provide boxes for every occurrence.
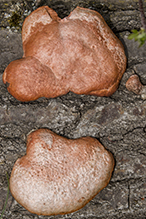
[8,11,21,28]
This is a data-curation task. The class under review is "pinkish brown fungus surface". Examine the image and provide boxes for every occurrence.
[10,129,115,216]
[3,6,126,101]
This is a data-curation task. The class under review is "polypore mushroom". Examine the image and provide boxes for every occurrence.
[3,6,126,102]
[126,74,146,100]
[10,129,115,216]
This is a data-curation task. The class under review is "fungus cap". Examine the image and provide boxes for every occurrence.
[3,6,126,101]
[10,129,115,216]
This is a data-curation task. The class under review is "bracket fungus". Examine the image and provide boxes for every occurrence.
[126,74,146,100]
[10,129,115,216]
[3,6,126,102]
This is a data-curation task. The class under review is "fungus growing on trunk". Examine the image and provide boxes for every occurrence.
[10,129,114,216]
[126,74,146,100]
[3,6,126,102]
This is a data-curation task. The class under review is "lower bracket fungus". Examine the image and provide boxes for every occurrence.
[10,129,114,216]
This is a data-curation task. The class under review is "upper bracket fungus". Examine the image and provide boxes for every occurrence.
[10,129,114,216]
[3,6,126,102]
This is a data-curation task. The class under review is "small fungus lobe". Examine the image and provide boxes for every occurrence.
[126,74,146,100]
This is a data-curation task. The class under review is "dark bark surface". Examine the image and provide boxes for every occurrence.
[0,0,146,218]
